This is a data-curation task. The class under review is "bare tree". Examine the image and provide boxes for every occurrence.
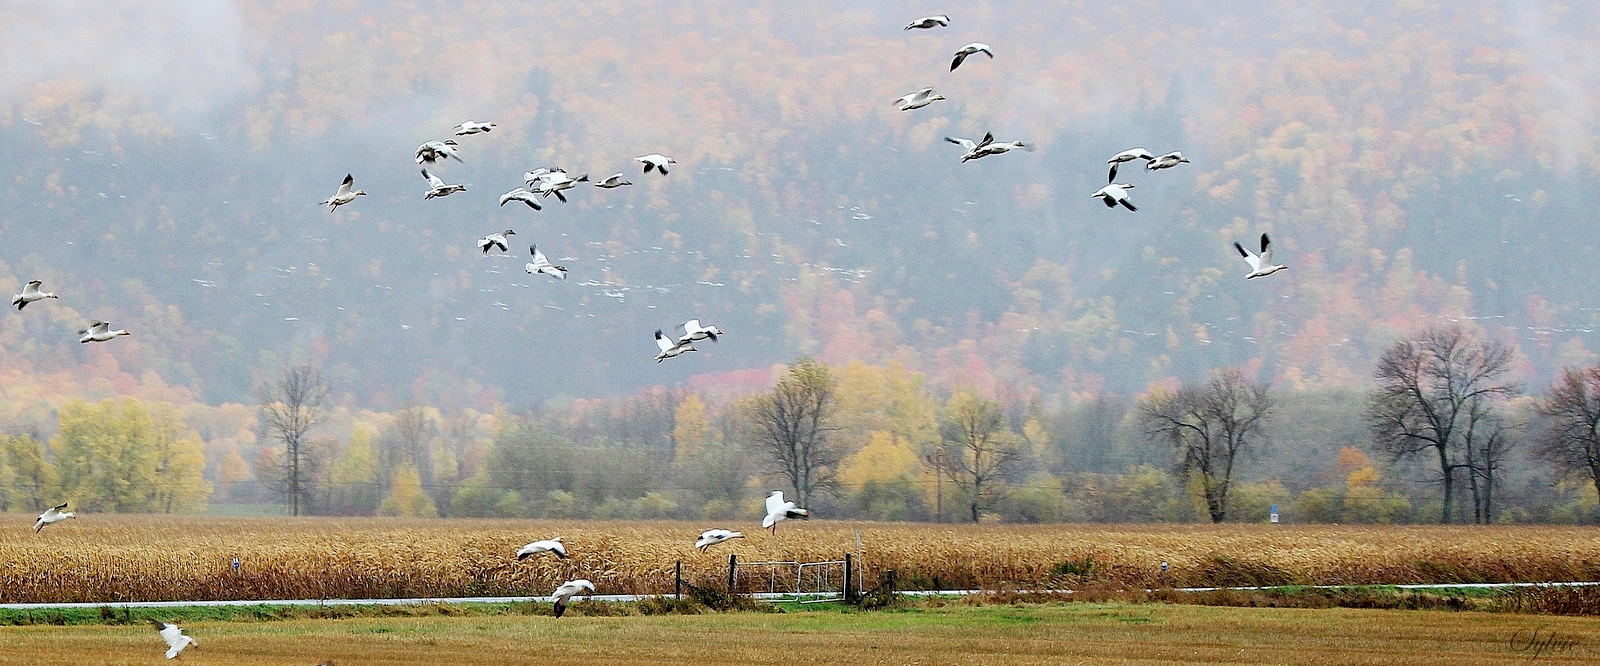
[256,365,331,516]
[1368,325,1518,523]
[1536,365,1600,506]
[939,392,1021,523]
[747,357,839,507]
[1139,368,1272,523]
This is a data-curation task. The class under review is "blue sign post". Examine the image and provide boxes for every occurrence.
[1270,505,1279,524]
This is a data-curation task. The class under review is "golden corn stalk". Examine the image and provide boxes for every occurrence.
[2,517,1597,603]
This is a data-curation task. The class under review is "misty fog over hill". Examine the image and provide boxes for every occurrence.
[3,0,1600,410]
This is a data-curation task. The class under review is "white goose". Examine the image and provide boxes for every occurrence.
[499,187,543,210]
[453,120,496,135]
[415,139,463,165]
[12,280,58,310]
[950,43,993,71]
[635,153,676,176]
[322,174,366,212]
[78,321,129,343]
[964,137,1033,162]
[1235,233,1288,279]
[594,173,632,189]
[516,537,568,560]
[33,502,74,532]
[150,620,198,659]
[677,319,722,345]
[894,87,946,111]
[654,329,696,363]
[762,490,810,534]
[551,579,596,618]
[421,169,466,199]
[479,229,516,255]
[1091,183,1137,211]
[533,171,588,202]
[1146,151,1190,172]
[525,245,568,280]
[695,529,744,552]
[1107,148,1154,182]
[904,15,950,30]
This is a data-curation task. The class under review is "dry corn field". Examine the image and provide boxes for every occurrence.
[2,516,1600,603]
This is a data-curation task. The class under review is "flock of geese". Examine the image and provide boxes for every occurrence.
[32,490,811,657]
[8,12,1297,661]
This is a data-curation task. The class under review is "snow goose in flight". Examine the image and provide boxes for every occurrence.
[33,502,74,532]
[421,169,466,199]
[551,579,595,618]
[1235,233,1288,279]
[479,229,515,255]
[963,136,1033,162]
[415,139,463,165]
[499,187,543,210]
[525,245,568,280]
[453,120,496,135]
[78,321,129,343]
[1146,151,1190,172]
[516,537,567,560]
[1107,148,1154,182]
[904,15,950,30]
[322,174,366,212]
[534,171,588,203]
[894,87,946,111]
[12,280,57,310]
[150,620,198,659]
[677,319,722,345]
[945,133,989,159]
[695,529,744,552]
[762,490,810,534]
[635,153,676,176]
[950,43,993,71]
[1091,184,1137,211]
[594,173,633,189]
[654,329,696,363]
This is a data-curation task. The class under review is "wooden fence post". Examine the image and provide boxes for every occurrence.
[844,553,854,604]
[727,553,738,595]
[675,560,682,600]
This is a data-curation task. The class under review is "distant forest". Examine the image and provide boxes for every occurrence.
[3,1,1600,522]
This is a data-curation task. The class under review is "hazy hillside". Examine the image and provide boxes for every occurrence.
[4,0,1600,409]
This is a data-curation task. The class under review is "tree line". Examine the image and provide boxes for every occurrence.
[6,324,1600,523]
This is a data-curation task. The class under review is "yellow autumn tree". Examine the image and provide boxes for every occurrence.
[377,461,437,517]
[54,398,209,513]
[673,393,711,461]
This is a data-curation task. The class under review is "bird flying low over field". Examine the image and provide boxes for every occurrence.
[151,620,197,659]
[12,280,57,310]
[33,502,74,532]
[1235,233,1288,279]
[950,43,993,71]
[551,579,596,618]
[904,15,950,30]
[78,321,129,343]
[695,529,744,552]
[322,174,366,212]
[517,537,568,560]
[762,490,810,534]
[1091,183,1137,211]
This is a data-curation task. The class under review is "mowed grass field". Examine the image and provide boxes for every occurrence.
[4,516,1600,602]
[2,603,1599,665]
